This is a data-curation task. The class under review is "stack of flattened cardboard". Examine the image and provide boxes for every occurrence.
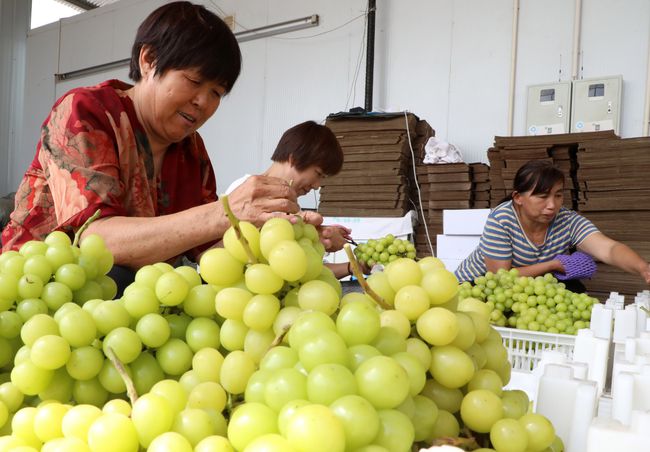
[412,163,473,257]
[319,113,433,217]
[470,163,490,208]
[576,137,650,299]
[488,131,618,209]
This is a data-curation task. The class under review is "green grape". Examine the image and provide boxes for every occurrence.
[58,308,96,348]
[0,311,22,340]
[183,284,217,317]
[11,359,54,395]
[245,264,283,295]
[336,299,381,346]
[385,258,422,292]
[272,306,302,341]
[156,338,193,376]
[172,408,215,447]
[223,221,261,263]
[92,301,130,335]
[98,360,132,394]
[220,350,256,395]
[356,356,409,409]
[155,271,189,306]
[285,404,345,452]
[379,310,411,339]
[54,263,86,291]
[19,240,48,257]
[72,378,109,407]
[77,254,99,280]
[298,280,339,316]
[371,326,407,355]
[260,346,298,372]
[0,382,23,413]
[187,381,226,411]
[394,285,430,321]
[298,244,323,283]
[122,285,159,319]
[38,366,74,402]
[420,378,463,413]
[30,335,70,370]
[287,310,336,350]
[421,268,458,305]
[330,394,380,450]
[179,370,202,394]
[518,413,555,451]
[243,294,280,331]
[366,272,395,306]
[147,431,192,452]
[416,307,459,346]
[412,395,439,442]
[194,435,235,452]
[244,433,295,452]
[61,404,103,442]
[260,218,295,259]
[23,255,52,284]
[21,314,58,347]
[468,369,504,396]
[306,363,357,405]
[33,402,69,442]
[243,329,274,363]
[66,346,104,380]
[135,313,170,348]
[87,413,139,452]
[269,240,307,281]
[490,418,528,452]
[215,287,253,321]
[2,255,26,279]
[185,317,220,352]
[373,409,415,452]
[41,281,73,311]
[102,327,142,364]
[264,368,308,411]
[450,312,477,350]
[79,234,106,260]
[131,393,174,448]
[150,379,188,415]
[299,330,349,371]
[17,274,44,300]
[16,298,48,322]
[460,389,504,433]
[173,265,202,288]
[430,346,475,389]
[219,319,248,351]
[277,399,310,436]
[134,265,163,288]
[392,352,426,396]
[227,402,278,452]
[192,347,224,383]
[200,248,244,286]
[347,344,381,371]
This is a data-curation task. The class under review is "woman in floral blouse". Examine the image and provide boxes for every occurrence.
[2,1,320,276]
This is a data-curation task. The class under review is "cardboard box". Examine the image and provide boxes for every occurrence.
[436,234,481,260]
[443,209,490,235]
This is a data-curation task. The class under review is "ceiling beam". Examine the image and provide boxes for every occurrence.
[58,0,98,11]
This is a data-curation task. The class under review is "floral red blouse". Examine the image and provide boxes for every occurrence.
[1,80,218,255]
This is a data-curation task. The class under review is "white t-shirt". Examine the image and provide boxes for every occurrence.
[224,174,251,195]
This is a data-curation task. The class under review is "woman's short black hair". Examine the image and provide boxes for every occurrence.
[271,121,344,176]
[513,160,565,196]
[129,1,241,92]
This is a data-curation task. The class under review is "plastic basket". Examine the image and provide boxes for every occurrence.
[494,326,577,373]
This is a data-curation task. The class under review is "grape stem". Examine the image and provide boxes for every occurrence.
[105,346,139,404]
[427,436,481,450]
[72,209,101,247]
[343,244,391,310]
[221,194,258,264]
[269,324,291,350]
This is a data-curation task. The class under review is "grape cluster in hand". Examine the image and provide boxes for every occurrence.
[353,234,416,268]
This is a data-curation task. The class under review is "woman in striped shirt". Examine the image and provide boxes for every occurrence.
[456,161,650,287]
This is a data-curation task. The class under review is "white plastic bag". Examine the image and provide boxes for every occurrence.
[422,137,464,164]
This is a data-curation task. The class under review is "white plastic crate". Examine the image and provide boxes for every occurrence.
[495,326,576,372]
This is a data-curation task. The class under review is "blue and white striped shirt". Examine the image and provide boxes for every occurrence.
[455,201,599,283]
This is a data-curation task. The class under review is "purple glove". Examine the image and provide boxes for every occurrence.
[553,252,597,280]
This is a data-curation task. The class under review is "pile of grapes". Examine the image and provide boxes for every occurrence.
[353,234,417,268]
[0,212,563,452]
[458,269,597,335]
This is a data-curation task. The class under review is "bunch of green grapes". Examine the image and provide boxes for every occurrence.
[353,234,416,268]
[458,269,597,335]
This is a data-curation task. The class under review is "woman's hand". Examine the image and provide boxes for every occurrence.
[642,263,650,284]
[226,175,299,225]
[319,225,352,252]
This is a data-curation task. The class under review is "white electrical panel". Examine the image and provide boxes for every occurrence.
[526,81,572,135]
[571,76,622,133]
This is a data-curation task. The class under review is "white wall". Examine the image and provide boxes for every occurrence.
[15,0,650,205]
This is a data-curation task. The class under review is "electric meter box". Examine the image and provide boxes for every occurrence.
[526,81,572,135]
[570,75,622,133]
